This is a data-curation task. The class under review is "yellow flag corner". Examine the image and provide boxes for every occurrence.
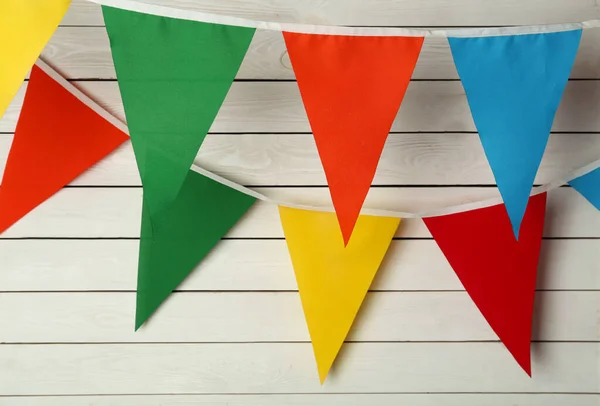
[0,0,71,117]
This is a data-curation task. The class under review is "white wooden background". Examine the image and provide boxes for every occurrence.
[1,0,599,405]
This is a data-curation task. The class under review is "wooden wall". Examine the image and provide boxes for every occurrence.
[0,0,599,404]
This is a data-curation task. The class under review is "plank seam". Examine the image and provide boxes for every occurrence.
[0,341,596,344]
[2,392,599,396]
[1,289,594,293]
[2,237,599,240]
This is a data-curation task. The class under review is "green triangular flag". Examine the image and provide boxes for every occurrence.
[136,170,255,329]
[102,6,255,215]
[102,7,257,328]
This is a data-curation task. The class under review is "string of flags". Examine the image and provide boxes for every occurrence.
[2,0,600,384]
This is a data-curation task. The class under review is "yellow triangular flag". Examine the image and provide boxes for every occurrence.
[0,0,71,118]
[279,206,400,383]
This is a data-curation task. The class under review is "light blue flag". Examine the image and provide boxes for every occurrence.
[448,30,582,238]
[569,168,600,210]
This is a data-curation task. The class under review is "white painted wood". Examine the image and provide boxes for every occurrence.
[0,187,598,238]
[2,1,599,402]
[3,133,600,186]
[1,239,597,291]
[0,291,596,342]
[2,394,599,406]
[4,81,600,133]
[0,343,597,394]
[40,27,600,79]
[61,0,600,27]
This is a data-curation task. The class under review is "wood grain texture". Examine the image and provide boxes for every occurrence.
[0,187,598,238]
[0,343,597,394]
[1,239,597,291]
[2,0,599,401]
[2,394,599,406]
[2,133,600,187]
[41,27,600,80]
[61,0,600,27]
[4,81,600,133]
[0,291,597,342]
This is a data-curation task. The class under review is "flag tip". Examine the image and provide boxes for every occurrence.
[511,220,521,241]
[520,359,532,377]
[318,368,329,385]
[340,219,356,247]
[317,355,336,384]
[134,311,147,331]
[512,348,532,377]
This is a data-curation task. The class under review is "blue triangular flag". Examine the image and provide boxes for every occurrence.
[448,30,582,238]
[569,168,600,210]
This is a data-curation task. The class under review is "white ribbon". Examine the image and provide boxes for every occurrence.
[35,48,600,218]
[88,0,600,37]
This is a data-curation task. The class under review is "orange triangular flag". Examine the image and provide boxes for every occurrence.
[283,33,423,244]
[0,63,129,234]
[279,206,400,383]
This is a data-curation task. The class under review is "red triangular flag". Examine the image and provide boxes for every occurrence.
[423,193,547,375]
[0,64,129,234]
[283,33,424,244]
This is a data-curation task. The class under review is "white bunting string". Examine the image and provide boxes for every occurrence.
[36,56,600,219]
[87,0,600,38]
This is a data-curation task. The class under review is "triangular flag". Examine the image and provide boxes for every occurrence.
[279,206,400,383]
[136,170,255,329]
[0,64,128,234]
[283,33,423,245]
[423,193,547,375]
[448,30,581,238]
[569,168,600,210]
[102,6,255,216]
[0,0,71,118]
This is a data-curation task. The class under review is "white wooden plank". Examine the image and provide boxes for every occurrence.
[2,133,600,187]
[2,394,598,406]
[3,81,600,133]
[0,343,596,394]
[43,27,600,80]
[1,239,597,291]
[0,291,596,342]
[0,187,598,238]
[61,0,600,27]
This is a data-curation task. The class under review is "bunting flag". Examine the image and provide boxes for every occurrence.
[283,33,423,245]
[448,30,581,238]
[102,7,256,327]
[0,63,128,234]
[279,206,400,383]
[569,168,600,210]
[0,0,71,118]
[136,170,255,329]
[423,193,547,375]
[102,6,255,216]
